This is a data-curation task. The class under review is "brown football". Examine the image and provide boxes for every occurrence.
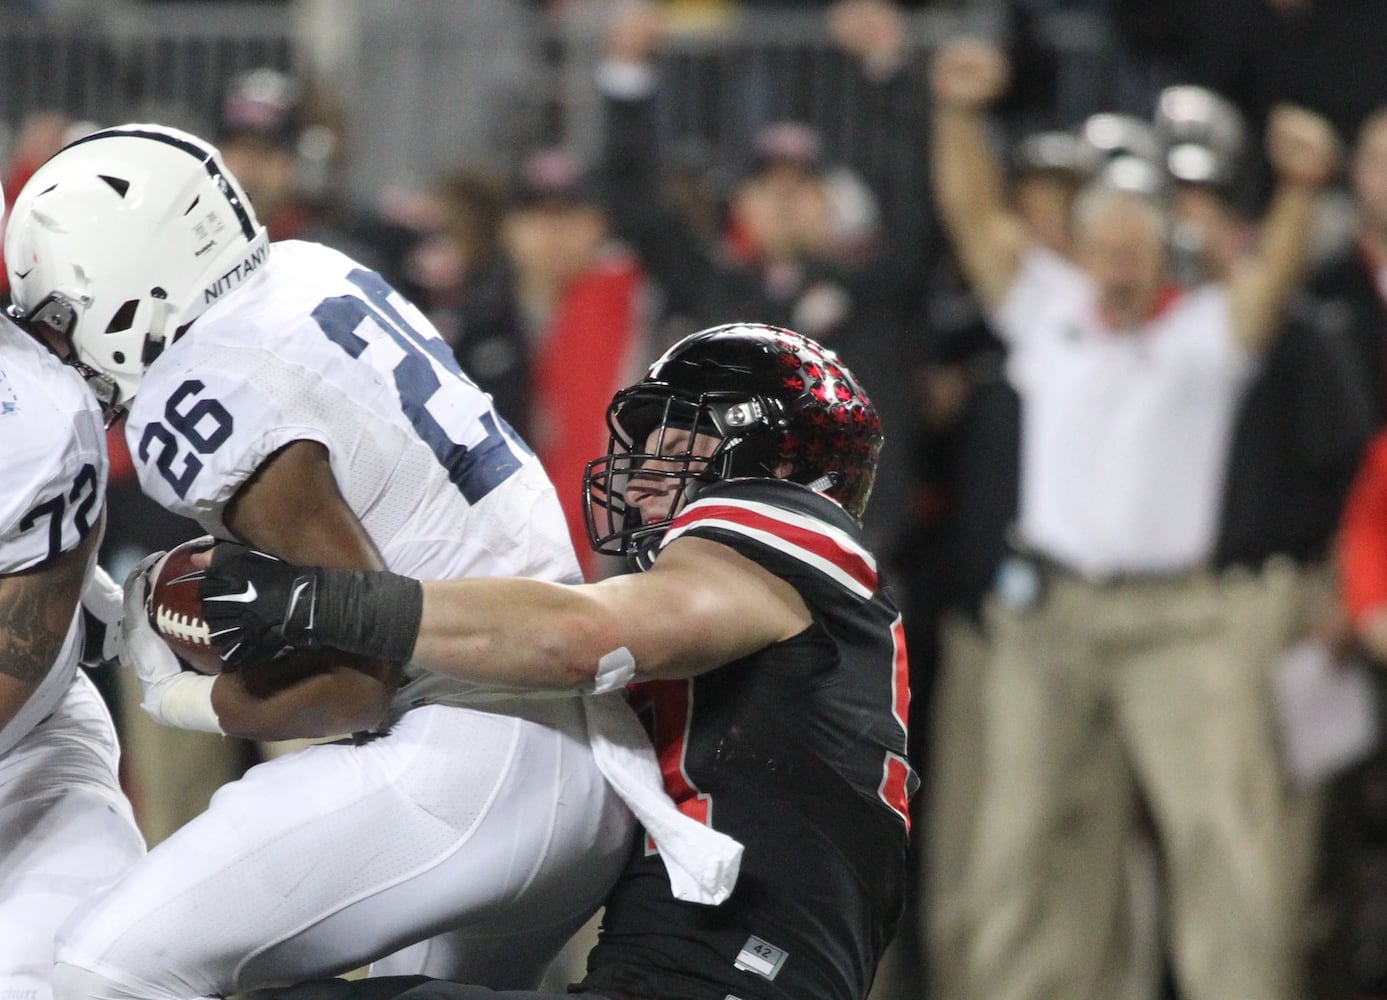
[146,537,224,675]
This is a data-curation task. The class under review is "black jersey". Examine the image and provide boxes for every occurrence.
[580,479,917,1000]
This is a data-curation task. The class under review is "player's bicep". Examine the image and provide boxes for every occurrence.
[0,527,98,726]
[610,535,812,681]
[224,439,385,571]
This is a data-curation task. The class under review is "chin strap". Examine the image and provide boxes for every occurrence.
[67,358,125,425]
[7,297,128,424]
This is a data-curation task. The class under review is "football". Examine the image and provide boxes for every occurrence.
[146,537,224,675]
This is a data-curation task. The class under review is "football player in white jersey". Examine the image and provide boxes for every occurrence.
[0,174,146,996]
[4,124,639,999]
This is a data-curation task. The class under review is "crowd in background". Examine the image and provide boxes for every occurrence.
[9,0,1387,997]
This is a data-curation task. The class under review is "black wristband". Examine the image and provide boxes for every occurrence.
[301,569,424,663]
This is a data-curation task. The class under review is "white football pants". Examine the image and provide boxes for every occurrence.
[0,670,145,1000]
[53,696,635,1000]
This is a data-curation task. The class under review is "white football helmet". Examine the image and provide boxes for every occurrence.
[4,123,270,410]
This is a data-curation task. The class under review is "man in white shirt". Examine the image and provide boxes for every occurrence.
[929,37,1340,1000]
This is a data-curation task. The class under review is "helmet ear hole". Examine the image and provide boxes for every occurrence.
[104,299,139,334]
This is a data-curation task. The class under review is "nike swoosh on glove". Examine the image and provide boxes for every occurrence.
[199,543,324,668]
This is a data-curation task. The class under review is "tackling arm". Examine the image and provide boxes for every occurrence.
[411,536,812,685]
[203,535,812,688]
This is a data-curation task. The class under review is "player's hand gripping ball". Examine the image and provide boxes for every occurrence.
[145,537,224,675]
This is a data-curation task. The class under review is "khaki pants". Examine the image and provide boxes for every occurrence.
[920,611,991,1000]
[964,561,1320,1000]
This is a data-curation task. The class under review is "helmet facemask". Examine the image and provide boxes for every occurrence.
[583,323,884,568]
[583,384,785,566]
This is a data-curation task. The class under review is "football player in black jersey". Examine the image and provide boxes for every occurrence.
[200,323,916,1000]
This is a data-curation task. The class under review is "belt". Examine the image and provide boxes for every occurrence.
[996,542,1203,611]
[1020,547,1200,587]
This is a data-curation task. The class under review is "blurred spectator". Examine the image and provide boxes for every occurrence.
[824,0,938,247]
[503,146,652,580]
[215,67,407,286]
[593,0,931,558]
[1299,104,1387,999]
[1157,86,1254,285]
[0,111,83,300]
[1164,84,1376,576]
[398,168,531,438]
[1341,433,1387,665]
[1190,0,1387,207]
[1327,429,1387,999]
[916,119,1097,1000]
[1077,110,1164,166]
[1009,128,1098,254]
[1305,107,1387,425]
[1164,83,1374,1000]
[931,35,1339,1000]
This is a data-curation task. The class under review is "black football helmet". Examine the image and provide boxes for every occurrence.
[583,323,883,565]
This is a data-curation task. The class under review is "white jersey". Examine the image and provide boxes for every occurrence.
[125,240,583,715]
[0,318,107,756]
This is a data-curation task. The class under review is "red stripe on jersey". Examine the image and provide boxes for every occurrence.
[629,678,712,853]
[671,501,878,593]
[879,752,912,831]
[890,615,909,738]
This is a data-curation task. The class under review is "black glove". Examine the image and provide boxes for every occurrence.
[200,544,325,668]
[200,544,424,668]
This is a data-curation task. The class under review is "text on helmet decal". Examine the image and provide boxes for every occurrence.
[202,239,268,307]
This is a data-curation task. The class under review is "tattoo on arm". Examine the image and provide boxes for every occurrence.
[0,531,97,685]
[0,577,70,682]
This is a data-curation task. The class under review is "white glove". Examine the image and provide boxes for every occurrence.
[121,552,224,734]
[81,564,126,665]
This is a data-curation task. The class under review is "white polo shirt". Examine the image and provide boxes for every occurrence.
[993,246,1258,578]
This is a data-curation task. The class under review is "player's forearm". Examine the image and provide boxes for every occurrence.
[411,578,611,691]
[296,570,612,692]
[210,652,398,739]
